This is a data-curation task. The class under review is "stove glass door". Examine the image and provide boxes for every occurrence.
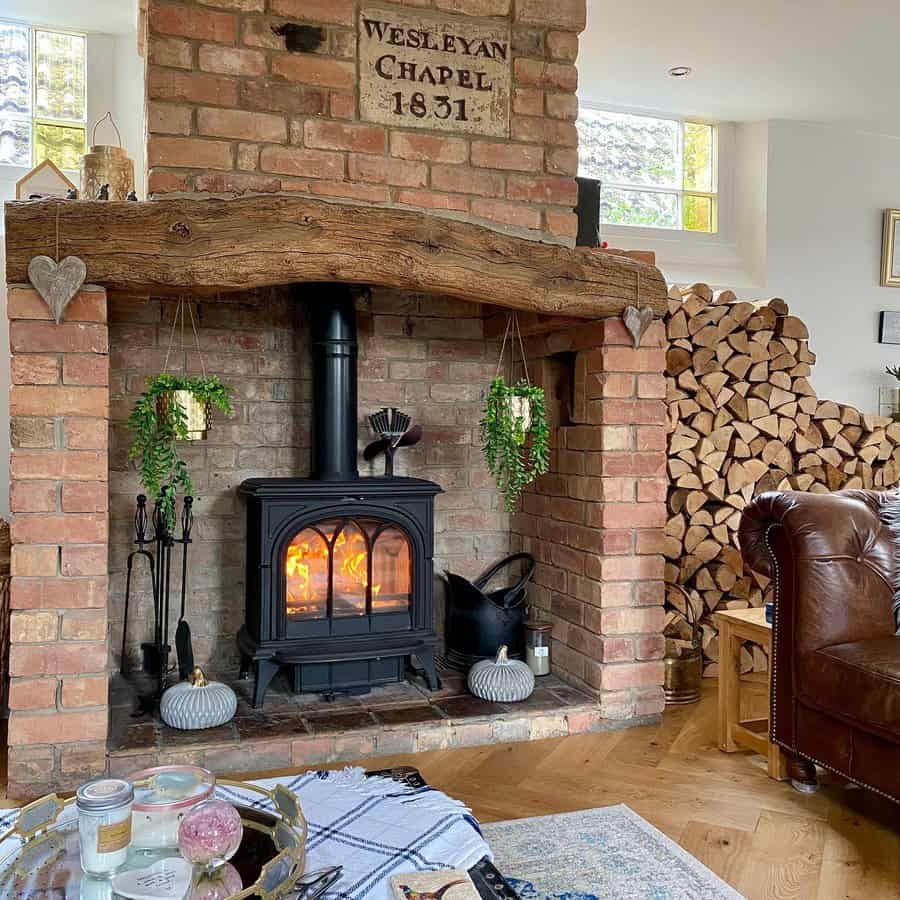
[284,517,412,621]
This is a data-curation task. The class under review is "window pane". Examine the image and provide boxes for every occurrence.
[34,30,86,122]
[684,122,713,192]
[0,22,31,117]
[683,194,714,232]
[577,109,680,190]
[34,122,85,170]
[602,187,678,229]
[0,115,31,166]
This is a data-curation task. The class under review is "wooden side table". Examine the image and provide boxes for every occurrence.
[714,607,789,781]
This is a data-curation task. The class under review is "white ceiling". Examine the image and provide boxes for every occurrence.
[1,0,136,34]
[578,0,900,135]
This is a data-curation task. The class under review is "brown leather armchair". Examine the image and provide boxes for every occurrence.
[740,490,900,801]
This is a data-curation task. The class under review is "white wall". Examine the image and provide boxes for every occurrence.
[765,120,900,413]
[732,121,768,292]
[113,32,147,197]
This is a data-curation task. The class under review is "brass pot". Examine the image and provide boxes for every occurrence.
[157,390,210,441]
[663,648,703,705]
[80,113,135,200]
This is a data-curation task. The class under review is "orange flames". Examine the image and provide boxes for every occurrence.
[285,529,381,615]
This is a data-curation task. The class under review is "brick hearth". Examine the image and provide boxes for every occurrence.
[3,0,669,798]
[106,665,642,775]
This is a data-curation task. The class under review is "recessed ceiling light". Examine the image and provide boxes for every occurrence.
[668,66,693,78]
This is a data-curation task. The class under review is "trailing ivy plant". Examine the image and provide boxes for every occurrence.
[128,374,233,529]
[481,377,550,512]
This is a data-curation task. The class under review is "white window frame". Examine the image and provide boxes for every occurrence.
[578,104,721,235]
[0,19,87,175]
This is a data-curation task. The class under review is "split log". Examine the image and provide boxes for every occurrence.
[665,286,900,676]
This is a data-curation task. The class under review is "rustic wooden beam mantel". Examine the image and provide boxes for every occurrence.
[4,196,667,318]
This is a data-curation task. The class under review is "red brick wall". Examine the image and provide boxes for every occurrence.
[512,317,667,719]
[108,287,511,673]
[4,280,667,793]
[4,0,674,794]
[6,286,110,798]
[145,0,583,243]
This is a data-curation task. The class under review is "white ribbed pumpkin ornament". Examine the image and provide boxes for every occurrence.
[467,645,535,702]
[160,667,237,731]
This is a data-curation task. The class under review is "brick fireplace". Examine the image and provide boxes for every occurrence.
[3,0,668,798]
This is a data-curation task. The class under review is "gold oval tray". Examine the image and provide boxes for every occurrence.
[0,778,307,899]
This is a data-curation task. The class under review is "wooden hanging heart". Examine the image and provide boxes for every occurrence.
[622,305,655,349]
[27,255,87,324]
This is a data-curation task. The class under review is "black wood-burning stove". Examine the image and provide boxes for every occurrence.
[238,284,442,706]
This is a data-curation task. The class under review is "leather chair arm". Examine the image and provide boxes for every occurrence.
[739,489,899,750]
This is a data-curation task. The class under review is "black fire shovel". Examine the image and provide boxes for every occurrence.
[175,497,195,680]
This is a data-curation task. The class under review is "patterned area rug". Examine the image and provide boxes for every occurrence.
[481,805,744,900]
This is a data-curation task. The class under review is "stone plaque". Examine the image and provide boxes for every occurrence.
[358,6,511,138]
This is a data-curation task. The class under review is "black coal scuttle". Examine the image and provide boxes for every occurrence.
[238,284,442,706]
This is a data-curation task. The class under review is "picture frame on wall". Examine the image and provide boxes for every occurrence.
[879,310,900,344]
[881,209,900,287]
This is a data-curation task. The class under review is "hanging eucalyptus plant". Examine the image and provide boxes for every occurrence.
[128,373,233,529]
[481,376,550,512]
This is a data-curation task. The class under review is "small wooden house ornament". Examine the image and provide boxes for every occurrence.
[15,160,76,200]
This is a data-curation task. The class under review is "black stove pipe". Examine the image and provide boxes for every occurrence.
[307,283,359,480]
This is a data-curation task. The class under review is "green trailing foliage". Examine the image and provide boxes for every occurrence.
[128,374,233,529]
[481,376,550,512]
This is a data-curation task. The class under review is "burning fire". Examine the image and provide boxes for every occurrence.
[285,528,381,614]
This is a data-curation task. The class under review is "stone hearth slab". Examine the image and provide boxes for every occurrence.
[106,670,648,779]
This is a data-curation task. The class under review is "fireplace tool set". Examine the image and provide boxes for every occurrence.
[364,407,422,476]
[121,493,195,703]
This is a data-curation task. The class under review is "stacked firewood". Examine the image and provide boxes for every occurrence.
[664,284,900,675]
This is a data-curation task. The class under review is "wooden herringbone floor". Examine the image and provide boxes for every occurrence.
[306,682,900,899]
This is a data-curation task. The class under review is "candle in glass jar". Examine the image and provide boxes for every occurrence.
[524,619,552,676]
[76,778,134,876]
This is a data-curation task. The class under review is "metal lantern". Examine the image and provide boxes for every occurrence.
[81,112,135,201]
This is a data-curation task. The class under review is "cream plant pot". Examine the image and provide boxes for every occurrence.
[507,396,532,439]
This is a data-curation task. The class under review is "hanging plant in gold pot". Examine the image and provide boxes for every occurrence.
[481,314,550,512]
[127,299,234,528]
[128,374,233,528]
